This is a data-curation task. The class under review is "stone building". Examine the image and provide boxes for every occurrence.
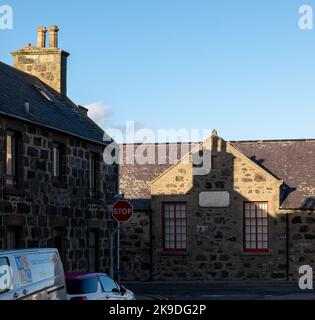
[0,27,118,273]
[119,142,196,280]
[119,132,315,281]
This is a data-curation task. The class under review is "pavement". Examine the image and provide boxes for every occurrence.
[123,281,315,300]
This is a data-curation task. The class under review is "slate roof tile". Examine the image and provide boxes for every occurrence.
[0,61,108,145]
[120,140,315,210]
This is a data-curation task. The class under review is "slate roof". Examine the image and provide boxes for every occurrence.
[120,140,315,210]
[119,142,198,200]
[0,61,108,145]
[231,139,315,210]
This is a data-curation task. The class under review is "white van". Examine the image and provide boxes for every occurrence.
[0,248,67,300]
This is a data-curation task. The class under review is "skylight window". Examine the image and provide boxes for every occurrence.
[32,84,55,103]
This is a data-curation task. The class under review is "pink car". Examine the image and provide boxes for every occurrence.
[65,272,135,300]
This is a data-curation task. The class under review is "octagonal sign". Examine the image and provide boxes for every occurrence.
[112,200,134,223]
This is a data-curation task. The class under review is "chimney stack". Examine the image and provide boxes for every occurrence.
[49,25,59,48]
[12,26,69,97]
[37,27,47,48]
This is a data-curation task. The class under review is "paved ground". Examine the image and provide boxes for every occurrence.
[124,281,315,300]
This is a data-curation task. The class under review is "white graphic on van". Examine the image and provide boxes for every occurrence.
[27,254,55,282]
[15,256,33,284]
[0,266,13,291]
[0,257,13,292]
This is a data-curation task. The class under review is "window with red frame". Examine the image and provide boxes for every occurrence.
[163,203,186,252]
[244,202,269,252]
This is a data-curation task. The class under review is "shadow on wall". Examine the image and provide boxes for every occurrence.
[288,196,315,279]
[119,210,152,281]
[119,135,315,282]
[150,135,291,281]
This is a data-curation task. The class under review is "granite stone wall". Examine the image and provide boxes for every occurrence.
[0,116,118,273]
[120,211,151,281]
[288,210,315,280]
[118,135,315,281]
[150,135,289,280]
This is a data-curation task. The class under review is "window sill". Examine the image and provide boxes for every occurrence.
[161,251,188,256]
[241,251,271,257]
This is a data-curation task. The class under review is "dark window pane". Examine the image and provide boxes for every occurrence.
[6,227,20,249]
[6,131,17,186]
[244,202,269,252]
[89,153,97,191]
[53,144,61,178]
[53,229,64,262]
[66,277,98,294]
[163,203,187,251]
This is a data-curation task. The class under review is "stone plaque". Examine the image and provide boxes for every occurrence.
[199,191,230,208]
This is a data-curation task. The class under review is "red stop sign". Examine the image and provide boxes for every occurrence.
[112,200,134,223]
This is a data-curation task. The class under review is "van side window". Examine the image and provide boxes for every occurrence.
[0,257,12,294]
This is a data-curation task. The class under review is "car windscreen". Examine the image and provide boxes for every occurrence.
[99,275,119,292]
[66,277,98,294]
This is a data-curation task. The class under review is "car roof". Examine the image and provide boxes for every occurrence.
[65,272,109,280]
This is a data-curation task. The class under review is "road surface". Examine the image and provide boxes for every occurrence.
[123,281,315,300]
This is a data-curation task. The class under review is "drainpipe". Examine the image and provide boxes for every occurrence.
[286,212,290,281]
[1,120,6,248]
[149,209,153,281]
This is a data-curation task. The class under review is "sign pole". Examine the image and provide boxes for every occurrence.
[110,224,120,279]
[117,223,120,284]
[111,200,134,282]
[110,230,113,278]
[110,227,117,279]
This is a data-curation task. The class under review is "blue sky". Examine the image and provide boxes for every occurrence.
[1,0,315,142]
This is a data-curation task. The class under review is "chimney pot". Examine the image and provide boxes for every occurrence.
[48,25,59,48]
[37,27,47,48]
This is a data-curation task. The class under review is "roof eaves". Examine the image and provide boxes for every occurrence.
[280,204,315,211]
[0,111,109,146]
